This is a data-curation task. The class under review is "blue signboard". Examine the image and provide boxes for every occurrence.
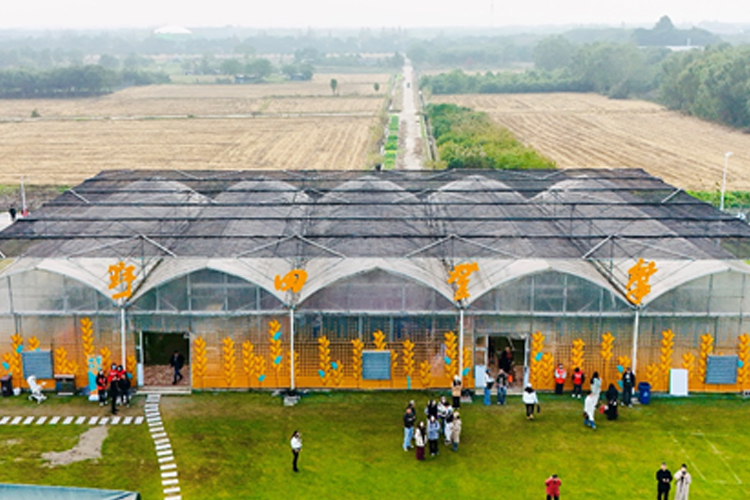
[21,351,53,379]
[362,350,391,380]
[705,355,738,384]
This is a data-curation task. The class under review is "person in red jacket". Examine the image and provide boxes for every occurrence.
[571,367,585,399]
[545,474,562,500]
[554,364,567,395]
[95,370,108,406]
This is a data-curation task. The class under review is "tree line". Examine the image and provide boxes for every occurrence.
[426,103,555,170]
[0,66,169,98]
[422,42,750,129]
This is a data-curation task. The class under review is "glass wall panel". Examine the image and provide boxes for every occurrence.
[709,272,744,314]
[647,276,710,313]
[0,277,10,313]
[8,270,108,313]
[299,270,454,313]
[533,273,565,312]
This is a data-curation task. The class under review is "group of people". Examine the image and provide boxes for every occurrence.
[658,462,692,500]
[403,396,463,459]
[95,363,132,415]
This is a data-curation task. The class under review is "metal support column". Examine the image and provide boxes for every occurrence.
[290,307,296,391]
[632,308,640,374]
[120,305,127,367]
[458,308,465,378]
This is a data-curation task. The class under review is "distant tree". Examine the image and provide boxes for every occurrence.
[294,47,321,64]
[374,82,380,92]
[330,78,338,95]
[98,54,120,70]
[234,43,256,59]
[245,58,274,79]
[655,15,675,31]
[220,58,244,75]
[533,36,576,71]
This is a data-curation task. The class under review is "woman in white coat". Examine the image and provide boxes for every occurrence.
[583,392,597,430]
[522,385,538,420]
[674,464,692,500]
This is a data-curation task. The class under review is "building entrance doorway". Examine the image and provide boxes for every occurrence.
[488,335,527,388]
[140,331,190,387]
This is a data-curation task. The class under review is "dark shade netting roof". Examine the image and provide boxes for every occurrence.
[2,168,749,260]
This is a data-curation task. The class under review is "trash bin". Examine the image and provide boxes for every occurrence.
[1,375,12,397]
[638,382,651,405]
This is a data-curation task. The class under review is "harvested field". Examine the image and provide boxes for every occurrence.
[434,93,750,191]
[0,116,375,184]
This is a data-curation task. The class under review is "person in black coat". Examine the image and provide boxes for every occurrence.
[622,367,636,407]
[605,383,619,421]
[109,372,120,415]
[170,350,185,385]
[656,462,673,500]
[118,366,131,407]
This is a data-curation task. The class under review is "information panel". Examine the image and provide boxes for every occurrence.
[362,350,391,380]
[705,355,738,385]
[21,351,53,379]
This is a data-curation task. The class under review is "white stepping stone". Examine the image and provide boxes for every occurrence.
[122,416,133,425]
[156,444,172,451]
[154,438,170,445]
[49,416,61,425]
[149,427,165,434]
[147,421,162,427]
[161,471,178,478]
[156,450,173,457]
[62,416,74,425]
[152,433,167,439]
[110,416,121,425]
[10,417,22,425]
[144,404,159,410]
[98,418,109,425]
[160,463,177,471]
[88,417,99,425]
[158,456,174,463]
[146,395,161,403]
[0,417,10,425]
[164,486,180,494]
[164,495,181,500]
[162,479,179,486]
[134,416,144,425]
[35,417,47,425]
[22,417,34,425]
[75,417,86,425]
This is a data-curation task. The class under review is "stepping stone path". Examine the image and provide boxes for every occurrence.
[0,415,144,426]
[145,394,182,500]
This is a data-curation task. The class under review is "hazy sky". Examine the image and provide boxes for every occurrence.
[3,0,749,29]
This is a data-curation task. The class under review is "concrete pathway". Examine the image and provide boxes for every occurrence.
[397,60,425,170]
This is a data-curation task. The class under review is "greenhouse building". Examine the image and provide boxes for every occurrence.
[1,169,750,393]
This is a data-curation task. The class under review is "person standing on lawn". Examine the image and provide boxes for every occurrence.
[571,367,585,398]
[170,350,185,385]
[118,365,131,407]
[496,369,508,405]
[443,404,454,445]
[484,368,494,406]
[545,474,562,500]
[656,462,673,500]
[583,391,597,430]
[605,383,619,421]
[498,346,513,384]
[437,396,449,434]
[554,364,567,395]
[414,421,426,461]
[523,385,538,421]
[450,412,461,452]
[451,375,462,408]
[590,371,602,401]
[291,431,302,472]
[108,370,120,415]
[674,464,691,500]
[427,415,440,457]
[622,367,636,407]
[403,406,416,451]
[96,369,108,406]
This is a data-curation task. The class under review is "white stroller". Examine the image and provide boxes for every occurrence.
[27,375,47,404]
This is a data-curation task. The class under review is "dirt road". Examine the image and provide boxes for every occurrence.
[397,61,424,170]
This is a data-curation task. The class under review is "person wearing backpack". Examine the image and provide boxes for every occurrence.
[484,369,494,406]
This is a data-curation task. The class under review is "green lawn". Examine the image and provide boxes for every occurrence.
[1,391,748,499]
[163,391,750,500]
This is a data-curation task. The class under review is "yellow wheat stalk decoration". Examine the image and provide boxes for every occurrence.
[126,355,137,385]
[193,337,208,386]
[530,331,545,388]
[697,333,714,385]
[254,354,267,385]
[287,350,300,384]
[242,341,254,383]
[617,355,631,371]
[659,329,675,391]
[54,347,69,374]
[318,336,332,386]
[538,353,554,390]
[737,333,750,390]
[570,338,585,371]
[332,360,344,386]
[351,339,364,385]
[462,347,473,387]
[373,330,387,350]
[600,332,615,386]
[27,336,40,351]
[222,337,236,387]
[66,359,78,376]
[8,333,23,381]
[402,340,415,383]
[682,352,696,387]
[419,359,432,388]
[443,331,458,381]
[391,350,399,381]
[646,363,661,388]
[100,347,111,372]
[268,320,283,382]
[80,317,95,359]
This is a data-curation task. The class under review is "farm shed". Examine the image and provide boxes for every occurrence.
[1,169,750,392]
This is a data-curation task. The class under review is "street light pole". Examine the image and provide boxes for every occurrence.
[720,151,733,211]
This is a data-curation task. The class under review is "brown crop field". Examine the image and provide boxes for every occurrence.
[434,93,750,191]
[0,73,391,184]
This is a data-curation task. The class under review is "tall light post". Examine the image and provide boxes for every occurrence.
[720,151,733,211]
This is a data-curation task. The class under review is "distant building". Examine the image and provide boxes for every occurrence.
[153,26,193,40]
